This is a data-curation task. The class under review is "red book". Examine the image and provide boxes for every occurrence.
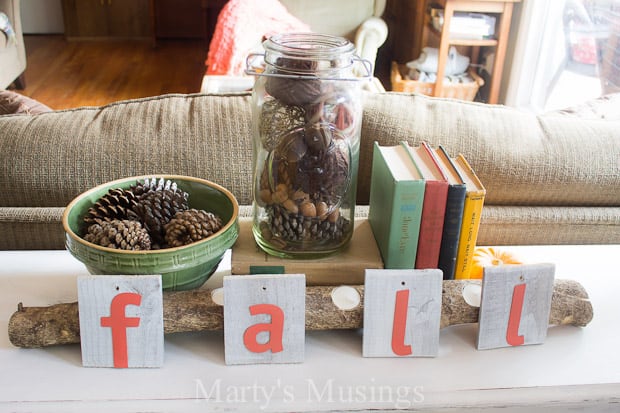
[404,142,449,269]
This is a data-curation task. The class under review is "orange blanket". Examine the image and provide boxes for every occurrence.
[206,0,310,76]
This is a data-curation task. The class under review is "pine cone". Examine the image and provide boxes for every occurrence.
[83,188,138,226]
[83,218,151,250]
[265,58,323,106]
[128,189,189,246]
[259,98,306,151]
[130,177,187,199]
[164,209,223,248]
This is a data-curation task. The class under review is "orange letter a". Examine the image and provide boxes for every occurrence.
[243,304,284,353]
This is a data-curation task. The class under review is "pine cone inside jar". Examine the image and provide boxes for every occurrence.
[164,209,223,248]
[265,58,323,106]
[260,124,350,217]
[83,218,152,250]
[83,188,138,226]
[128,188,189,246]
[259,98,306,151]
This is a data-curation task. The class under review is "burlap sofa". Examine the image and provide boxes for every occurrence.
[0,92,618,250]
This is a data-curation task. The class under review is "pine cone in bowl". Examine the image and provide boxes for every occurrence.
[128,187,189,246]
[164,209,223,248]
[84,218,151,251]
[83,188,138,225]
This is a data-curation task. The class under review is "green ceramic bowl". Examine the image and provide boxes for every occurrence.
[63,175,239,291]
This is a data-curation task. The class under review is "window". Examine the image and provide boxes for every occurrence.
[504,0,619,113]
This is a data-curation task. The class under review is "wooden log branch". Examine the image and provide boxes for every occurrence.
[8,279,593,349]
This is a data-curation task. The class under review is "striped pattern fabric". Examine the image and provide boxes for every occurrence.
[358,93,620,206]
[1,92,618,249]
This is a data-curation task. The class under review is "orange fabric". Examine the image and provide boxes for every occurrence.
[206,0,310,76]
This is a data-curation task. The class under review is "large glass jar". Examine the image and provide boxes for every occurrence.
[247,33,369,258]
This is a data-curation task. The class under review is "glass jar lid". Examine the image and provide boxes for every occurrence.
[262,33,357,75]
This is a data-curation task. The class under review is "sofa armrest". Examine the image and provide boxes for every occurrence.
[354,16,388,76]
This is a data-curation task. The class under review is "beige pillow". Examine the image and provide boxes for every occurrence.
[0,90,52,115]
[546,93,620,121]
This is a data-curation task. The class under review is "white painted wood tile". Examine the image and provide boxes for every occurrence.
[363,269,443,357]
[224,274,305,365]
[77,275,164,368]
[477,263,555,350]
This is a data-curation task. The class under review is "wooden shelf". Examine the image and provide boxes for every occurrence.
[419,0,521,104]
[449,38,498,46]
[427,26,499,46]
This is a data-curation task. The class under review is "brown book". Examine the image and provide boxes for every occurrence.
[231,217,384,286]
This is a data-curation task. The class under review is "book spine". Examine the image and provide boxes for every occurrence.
[383,182,425,268]
[437,184,466,279]
[415,181,448,269]
[369,145,389,262]
[454,191,485,279]
[368,143,425,269]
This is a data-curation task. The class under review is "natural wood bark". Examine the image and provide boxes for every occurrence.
[8,279,593,348]
[9,302,80,348]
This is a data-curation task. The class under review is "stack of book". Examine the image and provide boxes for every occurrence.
[368,142,486,279]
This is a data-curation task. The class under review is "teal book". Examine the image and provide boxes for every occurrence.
[368,142,426,269]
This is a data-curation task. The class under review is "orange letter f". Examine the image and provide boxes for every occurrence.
[100,292,142,368]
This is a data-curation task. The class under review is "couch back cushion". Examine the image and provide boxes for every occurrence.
[0,93,255,207]
[0,92,618,208]
[359,93,619,206]
[0,90,52,115]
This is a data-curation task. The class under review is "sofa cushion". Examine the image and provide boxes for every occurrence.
[545,93,620,121]
[0,93,255,207]
[0,92,618,210]
[0,90,52,115]
[358,93,620,206]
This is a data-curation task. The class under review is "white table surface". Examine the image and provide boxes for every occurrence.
[1,245,619,412]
